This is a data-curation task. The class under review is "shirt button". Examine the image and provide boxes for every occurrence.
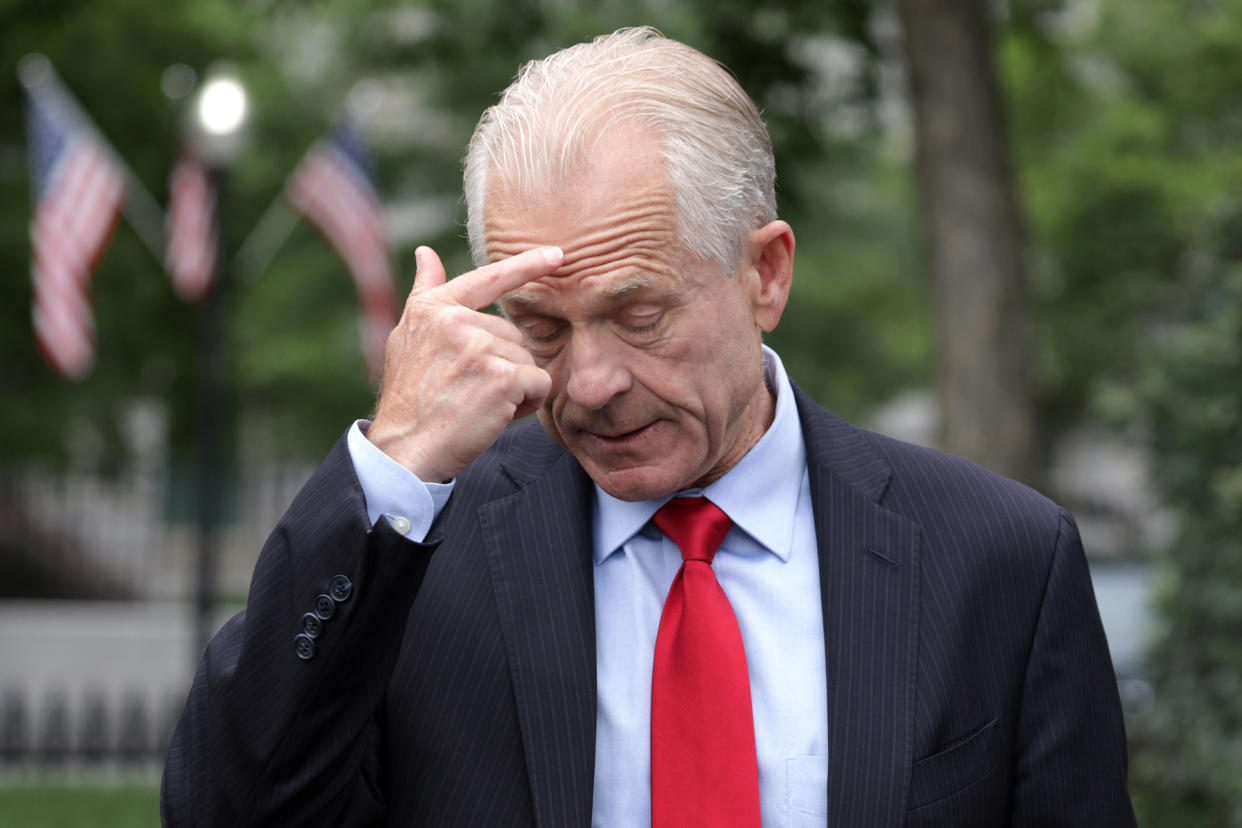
[329,574,353,603]
[314,594,336,620]
[302,612,323,639]
[391,515,411,535]
[294,634,316,660]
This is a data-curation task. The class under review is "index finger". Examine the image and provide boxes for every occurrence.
[442,246,564,310]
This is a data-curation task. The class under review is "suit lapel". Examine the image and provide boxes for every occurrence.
[795,387,920,827]
[480,438,597,828]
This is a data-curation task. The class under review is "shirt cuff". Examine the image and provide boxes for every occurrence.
[346,420,454,541]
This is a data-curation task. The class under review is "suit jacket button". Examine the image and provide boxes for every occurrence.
[294,634,316,660]
[302,612,323,639]
[329,574,353,603]
[314,594,336,620]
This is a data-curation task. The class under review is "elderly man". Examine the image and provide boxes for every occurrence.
[162,28,1135,827]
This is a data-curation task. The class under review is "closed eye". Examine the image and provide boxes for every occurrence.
[523,323,565,343]
[620,308,665,335]
[625,318,661,333]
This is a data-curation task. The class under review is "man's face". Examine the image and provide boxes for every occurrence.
[488,130,785,501]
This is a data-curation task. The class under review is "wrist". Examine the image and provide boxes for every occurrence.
[366,420,454,483]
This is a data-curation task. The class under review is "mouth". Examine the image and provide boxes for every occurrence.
[582,421,657,448]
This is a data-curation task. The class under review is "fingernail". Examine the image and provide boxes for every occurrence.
[542,246,563,265]
[414,246,425,272]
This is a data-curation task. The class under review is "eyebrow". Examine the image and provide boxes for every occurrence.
[597,271,665,301]
[501,271,667,316]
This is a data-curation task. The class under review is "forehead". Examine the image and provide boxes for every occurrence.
[500,268,678,318]
[484,128,704,309]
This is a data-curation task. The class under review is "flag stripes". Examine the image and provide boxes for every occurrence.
[23,60,400,383]
[166,152,217,302]
[285,123,396,376]
[27,90,125,379]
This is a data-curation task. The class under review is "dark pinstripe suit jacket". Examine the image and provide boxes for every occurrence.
[162,385,1136,827]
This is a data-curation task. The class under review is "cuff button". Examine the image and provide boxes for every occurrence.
[302,612,324,639]
[314,594,336,620]
[294,634,316,661]
[329,574,353,603]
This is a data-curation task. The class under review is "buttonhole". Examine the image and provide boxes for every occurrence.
[865,546,899,567]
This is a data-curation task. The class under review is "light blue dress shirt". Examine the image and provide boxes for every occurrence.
[347,346,829,827]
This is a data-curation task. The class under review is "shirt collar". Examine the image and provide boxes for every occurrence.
[592,345,807,564]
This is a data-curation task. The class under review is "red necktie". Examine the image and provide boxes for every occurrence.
[650,497,761,828]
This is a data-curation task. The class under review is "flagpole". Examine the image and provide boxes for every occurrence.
[18,53,167,267]
[185,69,249,662]
[233,193,300,282]
[193,162,229,662]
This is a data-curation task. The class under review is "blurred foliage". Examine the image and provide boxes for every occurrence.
[1126,262,1242,823]
[1001,0,1242,450]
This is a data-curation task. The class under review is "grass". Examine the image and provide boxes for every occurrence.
[0,784,160,828]
[0,779,1226,826]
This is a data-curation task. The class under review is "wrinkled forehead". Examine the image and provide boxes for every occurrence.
[498,267,680,317]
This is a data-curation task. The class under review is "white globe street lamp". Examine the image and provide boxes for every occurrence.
[197,77,248,136]
[190,68,248,166]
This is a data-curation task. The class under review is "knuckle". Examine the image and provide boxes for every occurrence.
[445,304,477,327]
[440,311,479,345]
[461,326,493,357]
[484,356,516,383]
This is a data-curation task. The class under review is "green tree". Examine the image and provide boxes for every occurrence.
[1001,0,1242,465]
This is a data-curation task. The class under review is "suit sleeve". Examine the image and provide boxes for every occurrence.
[1009,510,1136,827]
[160,434,437,827]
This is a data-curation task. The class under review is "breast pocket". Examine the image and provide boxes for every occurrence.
[907,718,999,811]
[786,755,828,827]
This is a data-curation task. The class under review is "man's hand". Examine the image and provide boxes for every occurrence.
[367,244,563,482]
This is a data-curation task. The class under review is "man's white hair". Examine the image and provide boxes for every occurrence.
[463,27,777,274]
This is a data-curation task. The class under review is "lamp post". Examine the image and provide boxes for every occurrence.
[186,68,247,660]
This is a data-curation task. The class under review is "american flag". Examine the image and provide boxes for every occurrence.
[166,151,217,302]
[285,120,396,377]
[26,80,126,379]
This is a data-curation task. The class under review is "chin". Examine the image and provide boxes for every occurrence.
[584,462,690,503]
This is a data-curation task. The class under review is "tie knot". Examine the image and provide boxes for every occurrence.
[652,496,732,564]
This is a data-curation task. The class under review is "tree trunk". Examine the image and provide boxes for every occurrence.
[897,0,1035,483]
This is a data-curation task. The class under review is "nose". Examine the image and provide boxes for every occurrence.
[564,327,632,410]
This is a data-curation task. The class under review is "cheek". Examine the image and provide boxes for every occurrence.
[693,338,762,421]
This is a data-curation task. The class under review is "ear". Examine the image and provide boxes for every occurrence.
[745,220,795,332]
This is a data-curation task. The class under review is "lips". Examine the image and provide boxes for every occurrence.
[582,420,658,447]
[592,423,649,439]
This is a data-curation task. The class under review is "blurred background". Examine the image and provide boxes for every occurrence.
[1,0,1240,824]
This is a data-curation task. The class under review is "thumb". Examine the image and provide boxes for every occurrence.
[412,245,447,291]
